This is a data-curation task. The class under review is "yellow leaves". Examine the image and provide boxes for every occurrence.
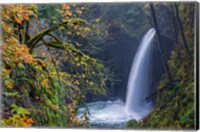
[72,100,78,105]
[15,16,23,24]
[5,79,13,89]
[65,11,72,17]
[61,4,86,24]
[7,37,19,46]
[2,4,37,24]
[59,25,65,30]
[84,27,91,32]
[2,68,11,75]
[95,18,101,23]
[66,103,84,127]
[89,82,94,86]
[2,68,13,89]
[76,32,81,36]
[67,31,72,35]
[76,63,81,67]
[81,6,85,10]
[52,105,59,111]
[74,80,80,86]
[74,57,79,62]
[1,3,105,128]
[2,104,34,127]
[3,22,12,35]
[82,74,85,78]
[53,20,58,24]
[75,9,82,14]
[74,25,78,30]
[2,8,11,20]
[41,79,49,88]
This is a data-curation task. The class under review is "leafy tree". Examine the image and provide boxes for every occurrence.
[1,4,109,127]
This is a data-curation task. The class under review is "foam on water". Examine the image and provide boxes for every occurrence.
[78,100,131,128]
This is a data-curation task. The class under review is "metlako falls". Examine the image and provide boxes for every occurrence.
[125,28,156,120]
[78,28,156,128]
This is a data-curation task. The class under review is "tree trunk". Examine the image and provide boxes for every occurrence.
[171,4,179,46]
[173,3,191,59]
[149,3,173,83]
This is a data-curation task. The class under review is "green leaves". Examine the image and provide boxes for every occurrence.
[11,104,30,117]
[2,4,108,128]
[4,92,20,98]
[18,63,25,69]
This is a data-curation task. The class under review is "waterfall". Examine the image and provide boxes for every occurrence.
[77,28,156,128]
[125,28,156,121]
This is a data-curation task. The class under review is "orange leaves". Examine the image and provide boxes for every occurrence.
[42,62,50,68]
[60,4,72,18]
[14,44,29,56]
[2,4,37,24]
[62,4,71,11]
[66,103,86,127]
[13,44,36,64]
[19,117,34,127]
[2,22,12,35]
[4,116,34,127]
[2,38,37,66]
[1,104,34,127]
[60,4,85,22]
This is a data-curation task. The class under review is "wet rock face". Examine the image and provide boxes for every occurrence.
[84,3,176,102]
[101,28,139,101]
[154,4,177,41]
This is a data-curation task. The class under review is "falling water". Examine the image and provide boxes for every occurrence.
[77,28,156,128]
[125,28,156,121]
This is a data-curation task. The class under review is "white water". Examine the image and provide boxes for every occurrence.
[78,28,156,128]
[125,28,156,121]
[78,100,132,128]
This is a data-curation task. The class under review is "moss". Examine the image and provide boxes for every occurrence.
[125,3,195,129]
[125,119,140,129]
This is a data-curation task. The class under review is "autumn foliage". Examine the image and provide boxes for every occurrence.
[1,4,107,127]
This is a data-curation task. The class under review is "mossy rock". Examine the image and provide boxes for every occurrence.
[125,119,140,129]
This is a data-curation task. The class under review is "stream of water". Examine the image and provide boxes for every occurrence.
[78,28,156,128]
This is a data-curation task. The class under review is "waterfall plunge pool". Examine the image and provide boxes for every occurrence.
[78,100,131,128]
[77,100,153,128]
